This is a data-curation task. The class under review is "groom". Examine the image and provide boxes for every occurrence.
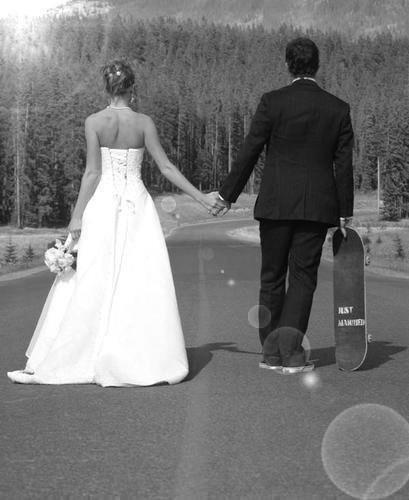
[211,38,354,373]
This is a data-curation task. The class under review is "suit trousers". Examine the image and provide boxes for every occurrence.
[258,219,329,352]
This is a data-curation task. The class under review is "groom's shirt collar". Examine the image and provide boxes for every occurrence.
[292,77,317,83]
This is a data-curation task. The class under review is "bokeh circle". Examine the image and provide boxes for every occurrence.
[301,371,322,390]
[322,404,409,499]
[248,305,271,329]
[198,247,215,261]
[160,196,177,213]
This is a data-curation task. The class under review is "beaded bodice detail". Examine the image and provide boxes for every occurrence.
[100,147,144,212]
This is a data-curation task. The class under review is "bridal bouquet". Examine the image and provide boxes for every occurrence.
[44,237,77,275]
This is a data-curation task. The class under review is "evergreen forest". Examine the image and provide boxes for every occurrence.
[1,14,408,226]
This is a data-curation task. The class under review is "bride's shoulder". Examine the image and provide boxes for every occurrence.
[135,113,156,128]
[131,113,156,131]
[134,112,152,122]
[85,109,119,130]
[84,109,106,125]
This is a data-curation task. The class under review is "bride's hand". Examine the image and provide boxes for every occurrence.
[198,192,218,215]
[68,217,82,241]
[200,192,229,216]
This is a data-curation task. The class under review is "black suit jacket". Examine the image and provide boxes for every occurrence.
[219,79,354,226]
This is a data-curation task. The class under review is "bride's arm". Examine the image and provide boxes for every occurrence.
[68,116,102,240]
[143,116,215,212]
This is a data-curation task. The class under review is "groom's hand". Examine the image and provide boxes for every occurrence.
[207,192,231,216]
[339,217,352,238]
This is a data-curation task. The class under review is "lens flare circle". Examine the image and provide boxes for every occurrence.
[198,247,214,261]
[160,196,177,213]
[248,305,271,329]
[322,404,409,499]
[301,372,321,390]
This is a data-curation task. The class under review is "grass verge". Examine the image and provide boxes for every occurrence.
[1,191,407,278]
[0,193,254,277]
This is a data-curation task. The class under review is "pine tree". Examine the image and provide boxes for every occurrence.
[4,239,18,264]
[1,16,409,226]
[393,235,405,260]
[382,101,409,221]
[23,243,35,263]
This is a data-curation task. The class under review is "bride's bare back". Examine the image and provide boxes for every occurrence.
[67,59,213,242]
[92,107,147,150]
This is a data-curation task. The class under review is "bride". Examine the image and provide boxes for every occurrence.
[7,60,218,387]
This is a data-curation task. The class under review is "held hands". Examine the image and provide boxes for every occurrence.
[202,192,231,217]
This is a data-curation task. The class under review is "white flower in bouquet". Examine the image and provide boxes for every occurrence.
[44,248,59,266]
[49,263,60,274]
[44,238,76,275]
[58,253,74,267]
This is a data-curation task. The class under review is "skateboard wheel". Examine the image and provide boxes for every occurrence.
[368,334,373,343]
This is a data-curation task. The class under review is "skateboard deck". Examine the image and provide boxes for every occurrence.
[333,227,368,371]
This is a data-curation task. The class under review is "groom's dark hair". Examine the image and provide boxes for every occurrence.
[285,38,319,77]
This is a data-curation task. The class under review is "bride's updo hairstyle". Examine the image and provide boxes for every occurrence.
[102,60,135,96]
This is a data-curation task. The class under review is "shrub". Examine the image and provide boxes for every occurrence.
[362,235,371,246]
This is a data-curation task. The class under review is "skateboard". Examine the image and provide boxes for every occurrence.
[333,227,368,371]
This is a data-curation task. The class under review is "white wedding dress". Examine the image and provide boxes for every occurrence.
[7,147,189,387]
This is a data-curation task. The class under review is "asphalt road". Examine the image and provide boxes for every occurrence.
[1,218,409,499]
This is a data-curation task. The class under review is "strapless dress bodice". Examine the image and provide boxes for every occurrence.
[99,147,146,212]
[101,147,144,180]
